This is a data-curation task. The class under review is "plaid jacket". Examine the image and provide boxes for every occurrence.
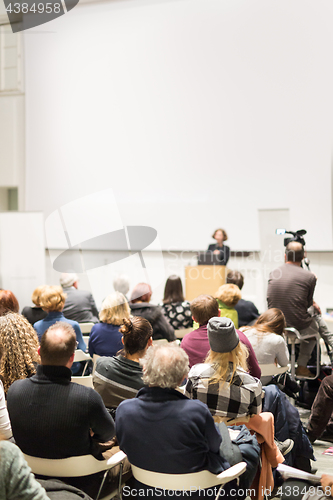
[185,362,263,420]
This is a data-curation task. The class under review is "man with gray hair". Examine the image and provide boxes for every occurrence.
[113,274,130,299]
[115,344,231,499]
[60,272,99,323]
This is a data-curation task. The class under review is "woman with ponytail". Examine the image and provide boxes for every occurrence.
[93,316,153,416]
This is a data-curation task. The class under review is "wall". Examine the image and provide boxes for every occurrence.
[23,0,333,251]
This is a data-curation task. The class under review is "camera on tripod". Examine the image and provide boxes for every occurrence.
[275,228,307,247]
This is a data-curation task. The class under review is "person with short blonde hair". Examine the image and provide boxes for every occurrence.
[89,292,131,357]
[34,285,86,375]
[226,271,259,327]
[39,286,66,312]
[215,283,241,328]
[22,286,48,326]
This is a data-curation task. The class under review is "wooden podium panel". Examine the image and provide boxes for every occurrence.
[185,266,226,301]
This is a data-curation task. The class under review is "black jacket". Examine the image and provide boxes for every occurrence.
[207,244,230,266]
[130,303,175,341]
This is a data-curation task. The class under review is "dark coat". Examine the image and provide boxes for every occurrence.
[116,386,231,499]
[263,385,314,469]
[207,244,230,266]
[130,303,175,341]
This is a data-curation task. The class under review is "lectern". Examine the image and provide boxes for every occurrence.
[185,266,226,301]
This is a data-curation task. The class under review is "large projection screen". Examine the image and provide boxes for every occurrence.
[24,0,333,251]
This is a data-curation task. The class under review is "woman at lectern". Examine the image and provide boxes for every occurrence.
[207,228,230,266]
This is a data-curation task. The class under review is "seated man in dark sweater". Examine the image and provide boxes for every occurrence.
[226,270,259,327]
[7,321,115,497]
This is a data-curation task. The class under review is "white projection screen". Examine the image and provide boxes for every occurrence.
[24,0,333,251]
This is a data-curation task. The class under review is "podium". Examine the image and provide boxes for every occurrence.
[185,266,226,301]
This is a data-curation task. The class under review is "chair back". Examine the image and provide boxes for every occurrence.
[152,339,168,346]
[175,327,192,339]
[74,349,92,376]
[74,349,91,363]
[93,354,100,374]
[23,451,126,477]
[79,322,95,334]
[131,462,246,490]
[23,451,127,500]
[72,375,94,388]
[259,364,288,377]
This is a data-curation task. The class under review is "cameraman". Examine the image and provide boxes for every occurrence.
[267,241,333,377]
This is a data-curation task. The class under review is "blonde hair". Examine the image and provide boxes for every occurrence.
[99,292,130,325]
[205,342,248,387]
[31,286,46,307]
[215,284,241,307]
[0,313,40,393]
[39,286,66,312]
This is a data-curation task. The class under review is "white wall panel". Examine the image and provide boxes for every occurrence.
[24,0,333,251]
[0,212,45,309]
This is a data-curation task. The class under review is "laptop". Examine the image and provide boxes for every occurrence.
[197,252,225,265]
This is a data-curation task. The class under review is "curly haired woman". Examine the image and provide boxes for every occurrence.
[0,313,39,394]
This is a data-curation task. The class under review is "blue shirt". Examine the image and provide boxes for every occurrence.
[88,323,123,357]
[34,312,86,374]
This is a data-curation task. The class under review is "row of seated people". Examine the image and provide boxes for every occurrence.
[0,304,331,498]
[0,273,332,494]
[0,316,327,500]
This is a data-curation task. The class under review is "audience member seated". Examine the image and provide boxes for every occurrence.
[21,286,47,326]
[226,270,259,326]
[0,439,49,500]
[244,308,289,385]
[7,322,115,498]
[116,343,234,499]
[130,283,175,341]
[185,317,262,420]
[113,274,130,301]
[0,290,19,316]
[34,286,86,374]
[214,284,241,328]
[93,316,152,416]
[207,228,230,266]
[0,313,39,394]
[89,292,130,358]
[160,275,192,330]
[60,273,99,324]
[181,295,261,378]
[307,374,333,443]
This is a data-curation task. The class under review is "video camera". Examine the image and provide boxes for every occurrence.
[276,228,310,270]
[275,228,307,247]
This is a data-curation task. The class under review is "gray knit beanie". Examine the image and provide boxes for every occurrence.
[207,317,239,353]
